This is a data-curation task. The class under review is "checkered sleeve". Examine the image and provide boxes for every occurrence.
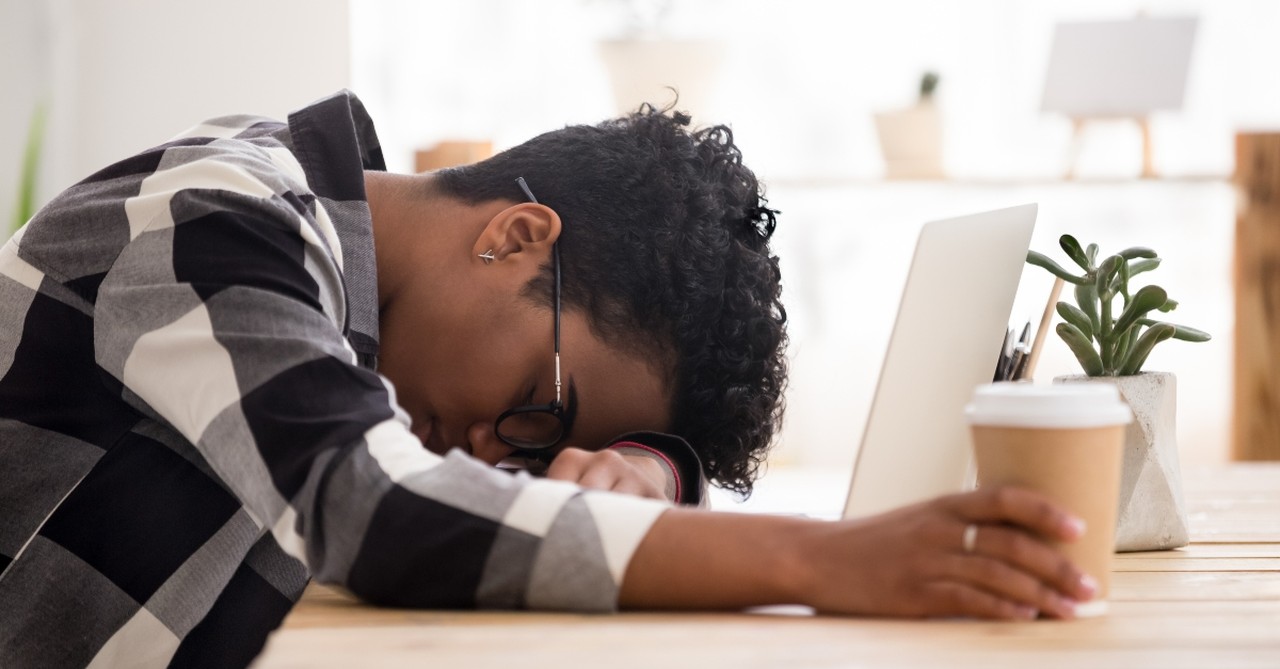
[91,139,668,612]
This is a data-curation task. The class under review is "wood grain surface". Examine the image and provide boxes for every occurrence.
[256,465,1280,669]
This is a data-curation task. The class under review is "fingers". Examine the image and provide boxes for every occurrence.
[922,581,1041,621]
[543,448,666,500]
[964,524,1099,607]
[939,551,1081,619]
[543,447,602,482]
[947,486,1086,543]
[937,488,1098,616]
[795,487,1100,620]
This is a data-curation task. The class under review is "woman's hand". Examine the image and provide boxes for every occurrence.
[619,485,1098,621]
[544,447,668,501]
[792,486,1097,620]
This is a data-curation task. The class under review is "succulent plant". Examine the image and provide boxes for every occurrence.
[1026,235,1210,377]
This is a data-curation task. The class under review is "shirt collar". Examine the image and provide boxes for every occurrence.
[286,90,387,369]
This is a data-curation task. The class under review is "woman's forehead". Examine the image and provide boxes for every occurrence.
[558,313,673,448]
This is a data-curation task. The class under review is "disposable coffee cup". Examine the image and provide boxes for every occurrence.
[965,382,1132,618]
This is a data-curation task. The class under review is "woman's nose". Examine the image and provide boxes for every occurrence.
[466,422,514,466]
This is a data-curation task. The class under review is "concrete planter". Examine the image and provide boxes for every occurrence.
[1055,372,1189,551]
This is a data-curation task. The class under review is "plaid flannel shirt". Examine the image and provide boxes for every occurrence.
[0,91,667,668]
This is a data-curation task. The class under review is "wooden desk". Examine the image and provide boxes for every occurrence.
[257,465,1280,668]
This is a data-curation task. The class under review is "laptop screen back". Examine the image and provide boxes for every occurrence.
[843,204,1037,519]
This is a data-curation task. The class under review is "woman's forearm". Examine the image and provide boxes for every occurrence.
[619,508,813,610]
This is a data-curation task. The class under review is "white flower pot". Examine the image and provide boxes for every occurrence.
[874,102,944,179]
[1055,372,1189,551]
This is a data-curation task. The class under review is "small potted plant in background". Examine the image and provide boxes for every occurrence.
[590,0,726,120]
[875,71,945,179]
[1028,235,1211,551]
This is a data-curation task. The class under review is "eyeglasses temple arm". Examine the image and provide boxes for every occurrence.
[516,177,564,406]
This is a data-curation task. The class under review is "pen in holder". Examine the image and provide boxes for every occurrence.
[994,325,1030,382]
[993,278,1065,382]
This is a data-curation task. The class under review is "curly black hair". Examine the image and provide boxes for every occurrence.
[434,105,786,496]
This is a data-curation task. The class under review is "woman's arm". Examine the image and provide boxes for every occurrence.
[620,486,1097,620]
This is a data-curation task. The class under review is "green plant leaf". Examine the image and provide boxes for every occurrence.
[1117,246,1157,260]
[1124,326,1141,365]
[1026,251,1086,284]
[1075,282,1100,333]
[1138,318,1211,342]
[12,103,46,236]
[1128,258,1161,277]
[1159,298,1178,313]
[1086,243,1099,265]
[1096,255,1123,299]
[919,71,939,99]
[1056,301,1093,340]
[1059,235,1091,271]
[1057,322,1105,376]
[1112,258,1132,301]
[1114,325,1133,363]
[1099,292,1115,368]
[1118,322,1176,375]
[1112,285,1169,336]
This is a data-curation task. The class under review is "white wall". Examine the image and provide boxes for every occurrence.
[352,0,1280,181]
[2,1,1269,472]
[350,0,1274,470]
[1,0,351,221]
[766,180,1234,472]
[0,0,52,227]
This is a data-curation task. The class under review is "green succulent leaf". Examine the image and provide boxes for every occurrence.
[1096,255,1123,299]
[1128,258,1161,277]
[1112,285,1169,336]
[1125,326,1141,361]
[1118,323,1176,376]
[1138,318,1212,342]
[1115,327,1132,364]
[1059,235,1091,271]
[1057,322,1105,376]
[1086,243,1099,265]
[1159,298,1179,313]
[1026,251,1087,284]
[1112,259,1132,300]
[1075,282,1100,333]
[1118,246,1158,260]
[1056,301,1094,340]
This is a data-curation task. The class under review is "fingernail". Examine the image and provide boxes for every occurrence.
[1056,596,1078,619]
[1017,605,1039,620]
[1078,573,1099,597]
[1065,516,1087,539]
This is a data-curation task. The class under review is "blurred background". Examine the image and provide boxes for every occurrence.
[4,0,1276,510]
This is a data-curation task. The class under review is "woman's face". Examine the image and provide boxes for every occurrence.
[378,270,673,466]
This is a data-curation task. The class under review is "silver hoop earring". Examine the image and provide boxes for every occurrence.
[478,249,496,265]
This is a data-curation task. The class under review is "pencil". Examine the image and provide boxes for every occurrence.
[1023,278,1065,381]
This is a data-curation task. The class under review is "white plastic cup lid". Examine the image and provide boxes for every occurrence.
[965,382,1132,429]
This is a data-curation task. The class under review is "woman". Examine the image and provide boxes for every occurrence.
[0,91,1093,668]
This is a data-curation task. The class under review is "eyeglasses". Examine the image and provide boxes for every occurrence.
[492,177,568,455]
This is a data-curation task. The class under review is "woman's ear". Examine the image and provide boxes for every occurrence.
[473,203,562,265]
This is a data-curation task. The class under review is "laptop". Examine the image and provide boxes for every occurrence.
[842,204,1037,519]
